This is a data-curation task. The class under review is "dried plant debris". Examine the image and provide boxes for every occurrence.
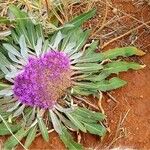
[0,5,145,150]
[133,0,150,5]
[0,0,81,33]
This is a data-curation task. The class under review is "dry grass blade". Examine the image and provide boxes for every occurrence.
[74,96,99,110]
[101,20,150,49]
[92,0,108,37]
[98,91,105,114]
[106,109,130,149]
[99,0,150,28]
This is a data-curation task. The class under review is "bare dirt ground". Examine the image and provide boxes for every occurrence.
[1,0,149,149]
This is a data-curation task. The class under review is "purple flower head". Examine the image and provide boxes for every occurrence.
[13,51,71,109]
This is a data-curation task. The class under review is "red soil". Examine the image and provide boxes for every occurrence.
[1,1,150,150]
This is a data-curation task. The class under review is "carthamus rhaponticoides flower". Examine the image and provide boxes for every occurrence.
[0,6,145,150]
[13,51,72,109]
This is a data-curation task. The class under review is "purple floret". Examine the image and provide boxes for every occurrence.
[13,51,71,109]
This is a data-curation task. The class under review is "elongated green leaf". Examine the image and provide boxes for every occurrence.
[34,37,43,57]
[52,31,63,49]
[3,43,22,58]
[71,113,99,123]
[105,61,144,70]
[98,77,127,91]
[35,24,44,41]
[55,111,78,130]
[84,40,99,56]
[68,9,96,27]
[103,46,145,58]
[72,30,90,55]
[74,82,98,90]
[9,5,44,49]
[66,114,86,132]
[0,51,11,67]
[83,122,106,136]
[0,16,11,24]
[74,63,103,72]
[19,35,28,61]
[0,109,11,122]
[60,127,83,150]
[7,101,20,112]
[24,125,37,148]
[50,110,62,134]
[3,128,27,149]
[75,77,127,92]
[84,61,145,82]
[72,86,94,96]
[61,29,77,51]
[0,82,10,90]
[9,5,32,45]
[26,21,36,47]
[0,123,21,135]
[13,104,25,117]
[71,107,105,123]
[37,117,49,142]
[79,47,145,63]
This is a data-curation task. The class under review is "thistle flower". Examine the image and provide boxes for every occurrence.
[13,51,71,109]
[0,6,145,150]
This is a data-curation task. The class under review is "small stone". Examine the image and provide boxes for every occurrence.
[112,8,118,14]
[106,99,111,103]
[140,95,144,98]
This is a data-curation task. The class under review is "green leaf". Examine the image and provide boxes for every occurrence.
[9,5,32,46]
[0,109,11,122]
[72,86,94,96]
[52,31,64,49]
[74,63,103,72]
[84,40,99,56]
[9,5,44,49]
[68,9,96,27]
[0,123,21,135]
[55,111,78,130]
[19,35,28,61]
[74,82,98,90]
[35,24,44,41]
[104,61,144,71]
[37,116,49,142]
[84,61,145,82]
[79,47,145,63]
[34,37,43,57]
[75,77,127,92]
[103,46,145,58]
[0,16,11,24]
[0,82,10,90]
[66,113,86,132]
[3,43,22,58]
[13,104,25,117]
[98,77,127,91]
[60,127,83,150]
[83,122,106,136]
[71,30,90,55]
[71,107,105,123]
[24,125,37,148]
[49,110,62,134]
[0,51,11,67]
[61,29,77,51]
[3,128,27,149]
